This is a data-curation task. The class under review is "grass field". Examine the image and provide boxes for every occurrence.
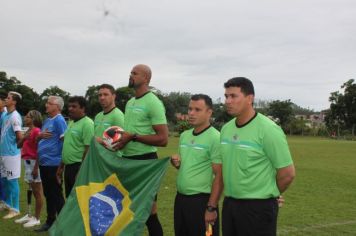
[1,136,355,235]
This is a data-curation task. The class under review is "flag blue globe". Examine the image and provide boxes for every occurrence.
[89,185,124,235]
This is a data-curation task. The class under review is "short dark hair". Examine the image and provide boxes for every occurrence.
[68,96,87,109]
[224,77,255,96]
[191,94,213,109]
[98,84,116,94]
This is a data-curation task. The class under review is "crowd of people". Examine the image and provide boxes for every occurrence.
[0,64,295,236]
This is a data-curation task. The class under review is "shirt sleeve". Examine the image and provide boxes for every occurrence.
[210,132,222,164]
[55,116,68,139]
[149,99,167,125]
[11,113,22,132]
[263,124,293,169]
[113,110,125,128]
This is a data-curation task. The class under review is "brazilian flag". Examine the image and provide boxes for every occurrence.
[49,140,169,236]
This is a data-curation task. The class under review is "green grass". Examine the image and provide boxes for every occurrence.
[1,136,356,235]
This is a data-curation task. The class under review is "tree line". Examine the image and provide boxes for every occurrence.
[1,71,355,138]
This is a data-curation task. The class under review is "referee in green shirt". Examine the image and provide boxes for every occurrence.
[221,77,295,236]
[94,84,125,158]
[114,64,168,236]
[171,94,223,236]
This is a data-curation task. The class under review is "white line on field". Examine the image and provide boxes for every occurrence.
[278,220,356,234]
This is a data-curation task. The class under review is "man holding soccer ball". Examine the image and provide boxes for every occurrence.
[113,64,168,236]
[94,84,125,155]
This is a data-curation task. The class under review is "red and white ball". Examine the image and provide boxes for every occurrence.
[102,126,124,150]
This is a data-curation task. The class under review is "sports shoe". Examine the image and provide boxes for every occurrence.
[15,214,31,224]
[0,202,9,212]
[3,210,20,219]
[34,223,51,232]
[23,217,41,228]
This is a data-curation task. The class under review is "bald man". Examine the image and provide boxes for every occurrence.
[114,64,168,236]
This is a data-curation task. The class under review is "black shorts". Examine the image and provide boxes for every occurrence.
[222,197,279,236]
[123,152,158,160]
[174,192,219,236]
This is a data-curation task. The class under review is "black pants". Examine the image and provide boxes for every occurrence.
[64,162,81,198]
[222,197,278,236]
[174,192,219,236]
[39,165,65,225]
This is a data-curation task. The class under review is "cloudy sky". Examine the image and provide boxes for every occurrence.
[1,0,355,111]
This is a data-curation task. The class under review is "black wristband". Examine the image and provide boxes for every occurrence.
[206,205,217,212]
[132,134,138,142]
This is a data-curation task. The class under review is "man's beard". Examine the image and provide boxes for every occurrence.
[128,80,134,88]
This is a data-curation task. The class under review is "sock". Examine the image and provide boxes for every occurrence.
[7,178,20,212]
[3,178,12,207]
[0,177,6,202]
[27,189,32,214]
[145,214,163,236]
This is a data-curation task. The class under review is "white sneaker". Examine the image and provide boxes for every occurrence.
[15,214,31,224]
[23,217,41,228]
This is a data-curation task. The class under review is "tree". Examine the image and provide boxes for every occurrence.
[116,86,135,112]
[267,99,294,131]
[0,71,41,115]
[325,79,356,136]
[212,103,232,130]
[287,117,308,135]
[163,92,192,123]
[85,85,101,118]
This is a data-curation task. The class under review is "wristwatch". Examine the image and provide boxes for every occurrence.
[132,134,138,142]
[206,205,217,212]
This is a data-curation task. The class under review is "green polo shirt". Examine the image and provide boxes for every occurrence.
[94,107,124,137]
[220,113,293,199]
[177,126,221,195]
[123,92,167,157]
[62,116,94,164]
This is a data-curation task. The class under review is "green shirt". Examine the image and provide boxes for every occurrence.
[123,92,167,157]
[62,116,94,164]
[177,126,221,195]
[220,113,293,199]
[94,107,125,137]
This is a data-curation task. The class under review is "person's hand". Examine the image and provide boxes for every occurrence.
[56,166,63,185]
[171,154,181,169]
[205,210,217,233]
[95,136,106,146]
[23,129,31,139]
[205,223,213,236]
[278,195,285,207]
[39,129,53,139]
[111,132,131,151]
[32,168,39,179]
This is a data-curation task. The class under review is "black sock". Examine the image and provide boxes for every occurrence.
[27,189,32,214]
[146,214,163,236]
[27,189,32,205]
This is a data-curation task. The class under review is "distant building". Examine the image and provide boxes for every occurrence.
[295,112,325,127]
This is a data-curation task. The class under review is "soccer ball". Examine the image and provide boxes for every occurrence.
[102,126,124,151]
